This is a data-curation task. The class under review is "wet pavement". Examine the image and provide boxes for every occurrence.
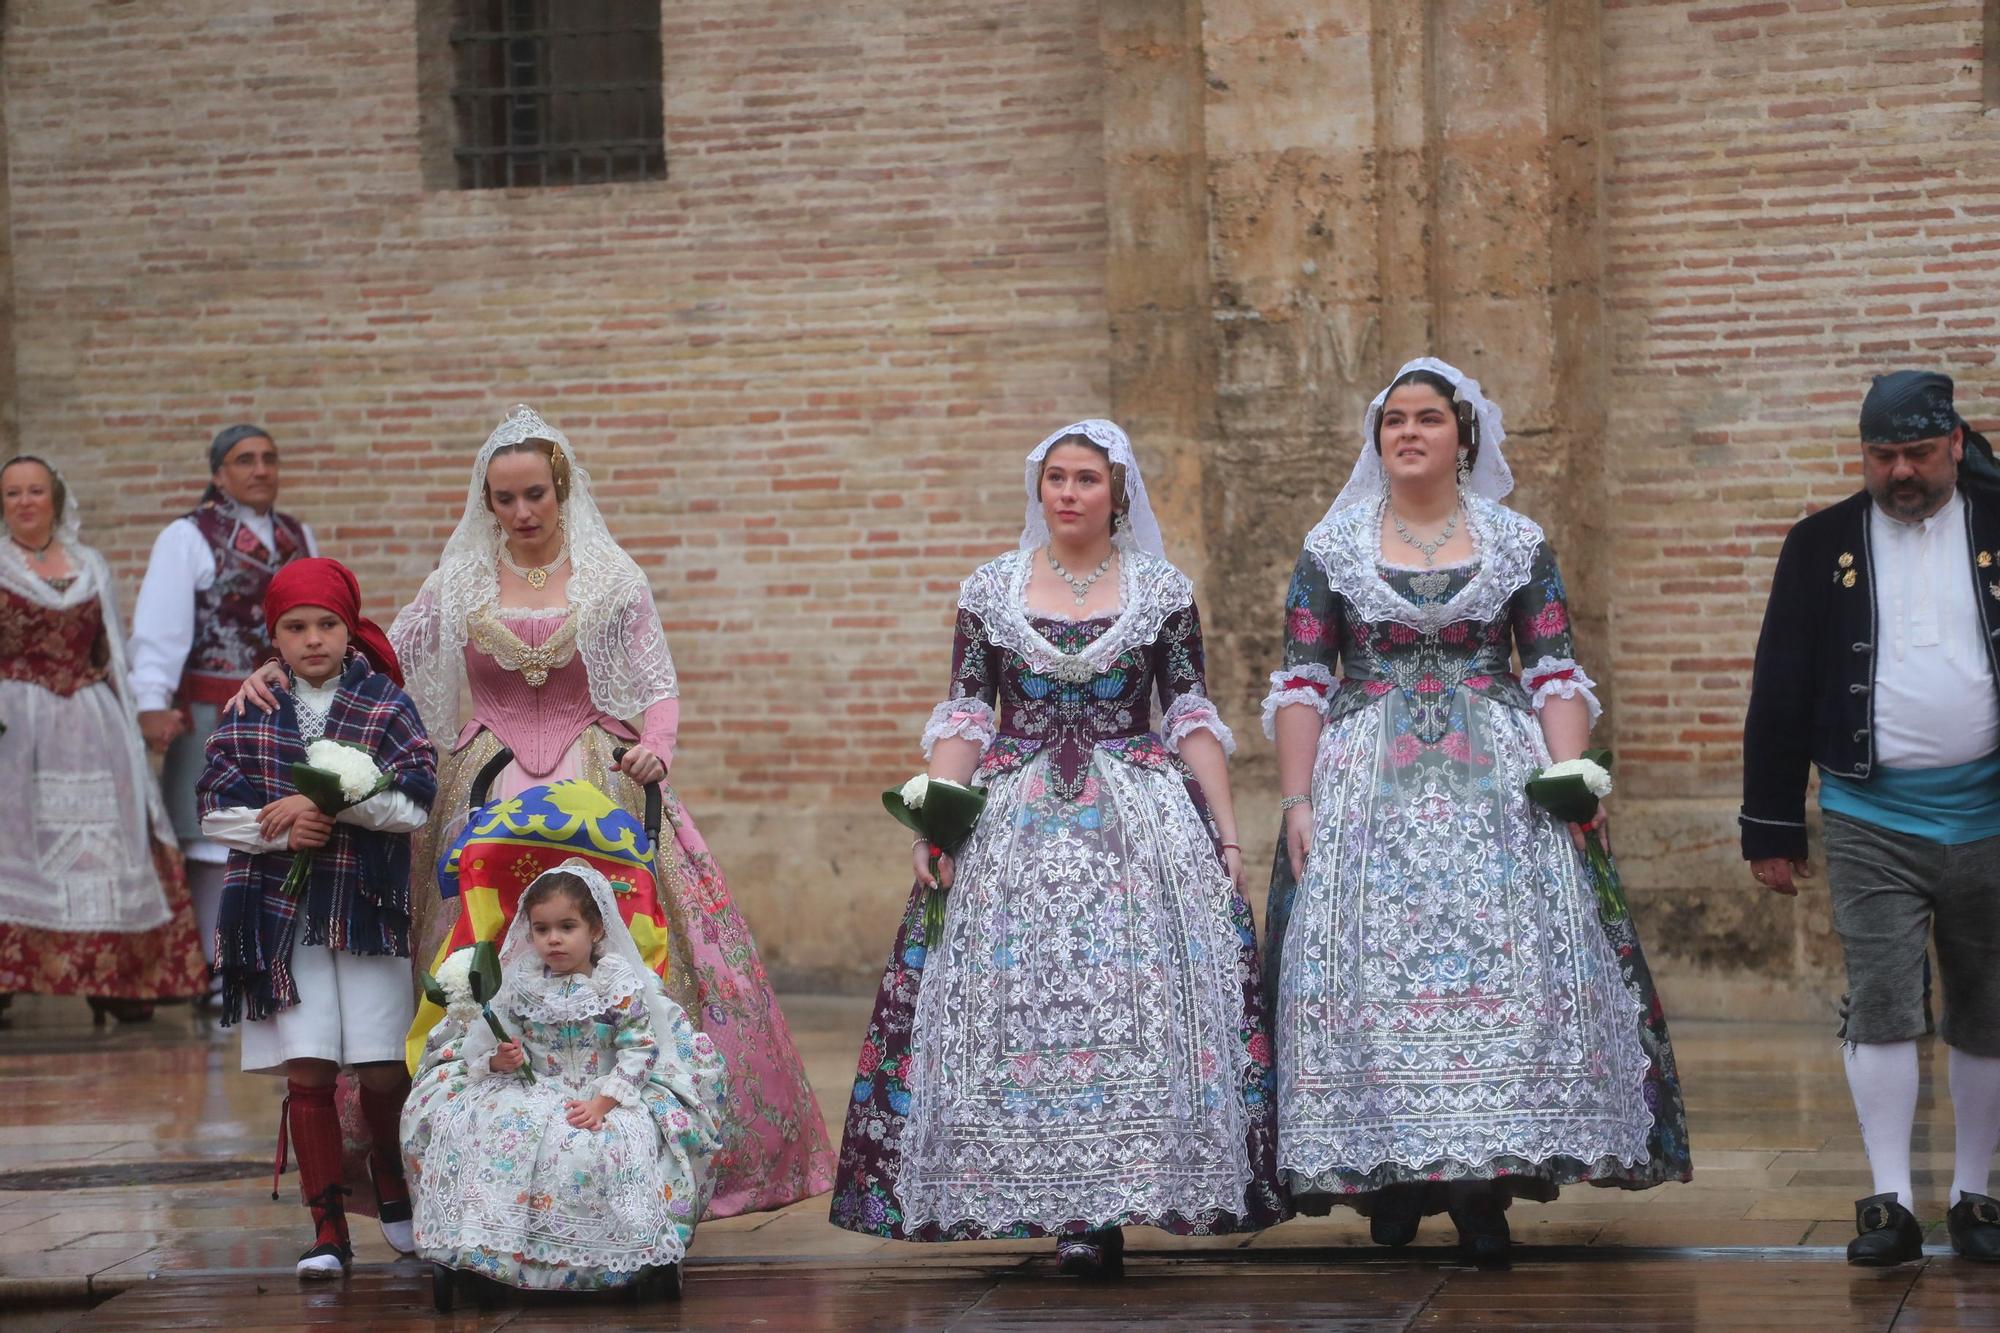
[1,993,1996,1329]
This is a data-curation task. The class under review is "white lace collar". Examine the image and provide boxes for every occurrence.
[509,952,644,1023]
[1303,494,1544,632]
[957,547,1193,683]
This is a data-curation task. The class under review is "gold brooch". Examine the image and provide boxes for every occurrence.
[1838,552,1854,569]
[1981,552,1993,569]
[1843,570,1857,588]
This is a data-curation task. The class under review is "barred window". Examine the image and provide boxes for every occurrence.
[450,0,665,190]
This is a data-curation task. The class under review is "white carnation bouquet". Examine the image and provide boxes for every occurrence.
[277,738,391,899]
[883,773,987,950]
[1525,748,1626,921]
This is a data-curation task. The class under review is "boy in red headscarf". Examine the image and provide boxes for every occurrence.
[197,558,437,1279]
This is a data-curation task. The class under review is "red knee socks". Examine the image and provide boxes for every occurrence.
[285,1079,350,1253]
[357,1081,411,1221]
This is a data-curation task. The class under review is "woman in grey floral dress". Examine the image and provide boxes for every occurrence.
[1264,358,1690,1266]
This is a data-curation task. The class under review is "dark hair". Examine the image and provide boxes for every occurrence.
[520,870,606,958]
[1,455,66,522]
[484,438,572,508]
[1372,369,1479,468]
[1037,434,1130,533]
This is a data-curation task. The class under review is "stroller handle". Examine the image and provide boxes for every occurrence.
[610,746,666,857]
[468,746,516,810]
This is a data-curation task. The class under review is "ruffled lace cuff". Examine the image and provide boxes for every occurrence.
[921,696,996,758]
[598,1074,645,1109]
[1522,656,1602,726]
[1161,692,1237,756]
[1261,663,1336,739]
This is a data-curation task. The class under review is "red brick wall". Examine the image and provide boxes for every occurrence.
[1603,0,2000,1004]
[6,1,1108,983]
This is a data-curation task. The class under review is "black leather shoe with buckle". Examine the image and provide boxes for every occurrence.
[1847,1193,1923,1266]
[1947,1191,2000,1262]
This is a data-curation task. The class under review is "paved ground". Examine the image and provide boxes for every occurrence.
[1,992,1995,1329]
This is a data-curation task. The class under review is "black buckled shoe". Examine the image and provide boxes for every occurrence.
[1448,1186,1511,1269]
[1055,1227,1124,1279]
[1947,1192,2000,1262]
[1847,1193,1924,1266]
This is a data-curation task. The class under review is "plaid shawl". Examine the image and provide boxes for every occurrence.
[198,656,437,1024]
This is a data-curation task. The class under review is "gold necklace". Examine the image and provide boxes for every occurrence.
[499,543,569,590]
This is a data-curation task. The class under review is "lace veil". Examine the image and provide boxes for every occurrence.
[493,859,689,1041]
[390,406,678,737]
[1019,419,1166,560]
[1325,356,1515,517]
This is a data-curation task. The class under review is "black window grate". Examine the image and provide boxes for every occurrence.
[450,0,665,190]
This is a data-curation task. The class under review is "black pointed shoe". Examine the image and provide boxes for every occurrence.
[1847,1193,1924,1266]
[1947,1192,2000,1262]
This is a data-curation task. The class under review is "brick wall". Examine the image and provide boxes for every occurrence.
[11,0,1997,1006]
[1602,0,2000,1014]
[4,0,1109,986]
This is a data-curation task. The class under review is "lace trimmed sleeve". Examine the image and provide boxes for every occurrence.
[921,605,999,759]
[1155,602,1236,756]
[588,957,659,1108]
[1262,549,1343,738]
[1511,540,1602,725]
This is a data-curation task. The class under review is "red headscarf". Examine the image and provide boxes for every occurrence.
[263,557,404,686]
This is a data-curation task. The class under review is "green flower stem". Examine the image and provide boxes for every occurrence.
[482,1003,535,1083]
[1584,829,1627,923]
[922,851,946,952]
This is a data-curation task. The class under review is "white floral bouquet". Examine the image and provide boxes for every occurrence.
[277,738,390,899]
[1525,749,1626,921]
[883,773,987,952]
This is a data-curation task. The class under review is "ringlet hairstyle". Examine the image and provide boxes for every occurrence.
[1037,433,1131,532]
[519,869,607,960]
[483,437,573,509]
[1372,368,1480,469]
[1,455,66,523]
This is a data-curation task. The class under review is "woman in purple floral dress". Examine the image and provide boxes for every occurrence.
[1263,359,1690,1267]
[831,420,1285,1276]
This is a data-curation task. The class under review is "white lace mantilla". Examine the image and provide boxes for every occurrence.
[392,405,678,739]
[956,547,1194,687]
[1303,495,1543,635]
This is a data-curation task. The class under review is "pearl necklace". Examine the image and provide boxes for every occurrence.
[500,543,569,591]
[1385,498,1459,568]
[1047,545,1114,608]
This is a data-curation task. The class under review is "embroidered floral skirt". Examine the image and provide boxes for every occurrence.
[1264,691,1691,1215]
[831,749,1286,1240]
[413,723,834,1219]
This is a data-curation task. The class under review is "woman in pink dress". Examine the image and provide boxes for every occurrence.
[237,406,832,1217]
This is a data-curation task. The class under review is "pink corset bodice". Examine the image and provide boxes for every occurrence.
[459,611,634,778]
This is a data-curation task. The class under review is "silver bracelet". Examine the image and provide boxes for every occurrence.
[1280,794,1311,812]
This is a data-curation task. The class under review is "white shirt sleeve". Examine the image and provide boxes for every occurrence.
[128,519,216,712]
[199,806,284,854]
[336,788,430,834]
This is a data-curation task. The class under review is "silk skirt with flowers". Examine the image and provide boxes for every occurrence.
[832,609,1284,1241]
[1265,551,1690,1216]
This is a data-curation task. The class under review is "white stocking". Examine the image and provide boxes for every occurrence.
[1844,1040,1919,1211]
[1949,1045,2000,1205]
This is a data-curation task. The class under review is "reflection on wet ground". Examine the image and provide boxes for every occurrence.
[3,995,1995,1329]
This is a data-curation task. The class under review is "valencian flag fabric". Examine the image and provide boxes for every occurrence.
[403,779,667,1068]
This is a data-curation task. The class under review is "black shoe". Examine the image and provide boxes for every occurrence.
[1847,1193,1924,1266]
[1448,1187,1511,1269]
[1056,1228,1124,1279]
[1370,1186,1424,1248]
[1947,1192,2000,1262]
